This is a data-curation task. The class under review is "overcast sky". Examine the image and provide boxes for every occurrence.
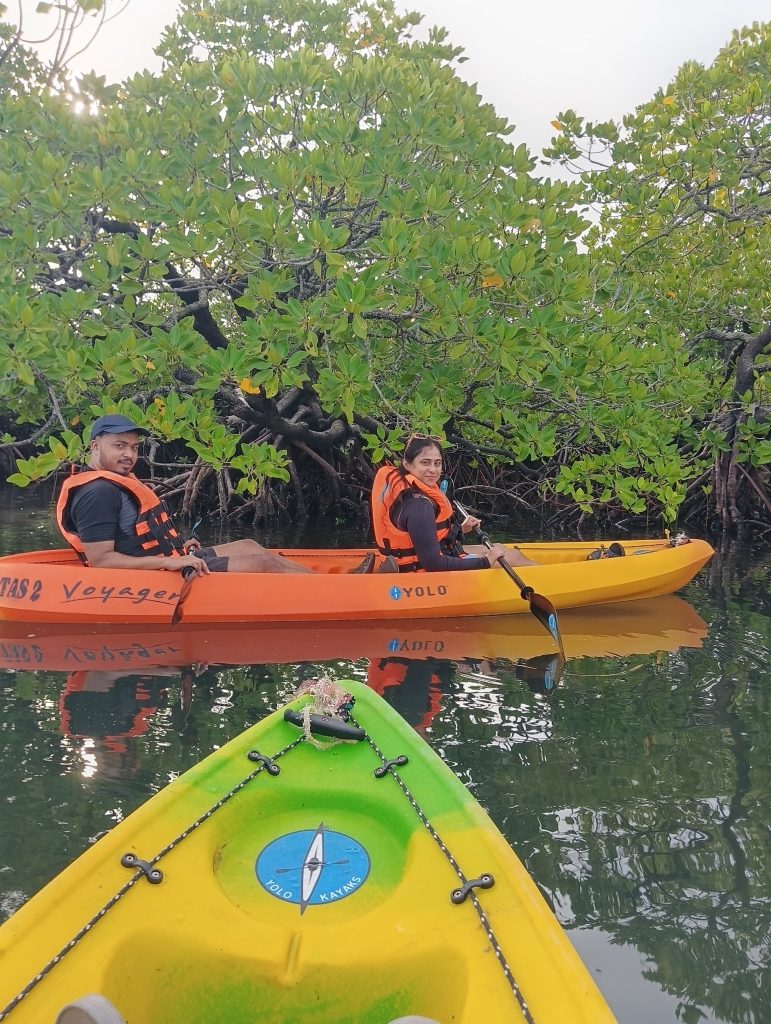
[13,0,770,154]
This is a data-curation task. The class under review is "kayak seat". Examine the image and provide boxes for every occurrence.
[55,994,125,1024]
[349,552,376,573]
[348,553,400,573]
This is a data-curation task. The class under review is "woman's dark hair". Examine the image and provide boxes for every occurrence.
[402,435,443,463]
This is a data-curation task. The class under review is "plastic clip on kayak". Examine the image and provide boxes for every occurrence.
[283,709,366,741]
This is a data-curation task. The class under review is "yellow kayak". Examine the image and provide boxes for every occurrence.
[0,538,713,623]
[0,681,617,1023]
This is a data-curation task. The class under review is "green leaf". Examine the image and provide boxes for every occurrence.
[5,473,31,487]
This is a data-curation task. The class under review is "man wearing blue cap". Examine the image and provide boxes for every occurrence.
[55,415,313,575]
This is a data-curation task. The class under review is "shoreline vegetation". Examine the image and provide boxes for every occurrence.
[0,3,768,537]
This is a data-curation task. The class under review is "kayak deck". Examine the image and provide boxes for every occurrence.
[0,680,616,1023]
[0,539,714,624]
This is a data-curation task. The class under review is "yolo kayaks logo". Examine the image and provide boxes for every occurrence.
[255,823,370,914]
[388,638,445,654]
[388,583,448,602]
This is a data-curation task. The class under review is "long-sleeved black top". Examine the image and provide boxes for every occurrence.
[391,492,488,572]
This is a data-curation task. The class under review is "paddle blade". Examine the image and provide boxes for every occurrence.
[529,591,565,657]
[516,653,566,696]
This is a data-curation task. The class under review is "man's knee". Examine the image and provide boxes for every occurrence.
[218,539,266,556]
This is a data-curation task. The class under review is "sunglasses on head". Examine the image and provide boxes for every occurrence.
[404,432,444,445]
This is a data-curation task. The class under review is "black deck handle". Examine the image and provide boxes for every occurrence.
[283,709,365,741]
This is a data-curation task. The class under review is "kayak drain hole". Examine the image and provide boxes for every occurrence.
[450,873,495,904]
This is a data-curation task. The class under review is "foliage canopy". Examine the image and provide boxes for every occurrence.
[0,1,768,530]
[546,22,770,530]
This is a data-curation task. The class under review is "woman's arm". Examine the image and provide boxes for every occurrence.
[396,496,489,572]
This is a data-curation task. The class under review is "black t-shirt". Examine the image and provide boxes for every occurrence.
[69,479,145,557]
[63,674,168,739]
[391,492,487,572]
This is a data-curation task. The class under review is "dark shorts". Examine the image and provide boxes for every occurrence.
[198,547,229,573]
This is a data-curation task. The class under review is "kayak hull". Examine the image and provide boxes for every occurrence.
[0,539,714,624]
[0,681,616,1023]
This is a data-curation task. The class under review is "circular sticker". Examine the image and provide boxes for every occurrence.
[256,824,370,913]
[388,586,403,601]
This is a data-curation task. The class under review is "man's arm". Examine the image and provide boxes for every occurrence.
[70,481,209,574]
[80,539,210,574]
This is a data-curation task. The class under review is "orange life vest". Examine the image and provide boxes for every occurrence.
[366,658,444,732]
[56,469,184,565]
[371,464,460,572]
[60,671,168,753]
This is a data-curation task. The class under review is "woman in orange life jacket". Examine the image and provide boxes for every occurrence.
[372,434,537,572]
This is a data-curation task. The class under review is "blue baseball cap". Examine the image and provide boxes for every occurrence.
[90,414,151,441]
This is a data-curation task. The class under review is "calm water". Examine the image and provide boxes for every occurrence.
[0,486,769,1024]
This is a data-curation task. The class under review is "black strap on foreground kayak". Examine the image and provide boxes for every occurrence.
[353,715,537,1024]
[283,709,366,741]
[0,736,304,1023]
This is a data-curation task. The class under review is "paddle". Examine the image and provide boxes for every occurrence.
[455,500,565,657]
[171,518,202,627]
[171,567,197,625]
[463,652,565,696]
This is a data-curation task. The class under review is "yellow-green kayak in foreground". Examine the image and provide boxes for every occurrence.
[0,682,616,1024]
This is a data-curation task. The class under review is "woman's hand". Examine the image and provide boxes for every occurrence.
[182,538,202,554]
[461,514,481,535]
[485,543,511,567]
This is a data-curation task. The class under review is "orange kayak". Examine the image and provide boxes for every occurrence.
[0,539,713,625]
[0,595,708,671]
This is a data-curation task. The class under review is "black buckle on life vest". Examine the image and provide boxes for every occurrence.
[378,542,415,560]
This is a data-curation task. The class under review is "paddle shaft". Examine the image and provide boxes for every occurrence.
[170,519,203,626]
[454,500,531,591]
[455,501,564,656]
[171,566,196,625]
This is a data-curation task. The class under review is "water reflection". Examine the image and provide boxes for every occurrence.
[0,596,707,773]
[0,594,707,673]
[3,580,771,1024]
[59,667,197,780]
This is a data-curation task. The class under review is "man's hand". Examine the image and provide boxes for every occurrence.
[166,553,210,576]
[182,538,202,554]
